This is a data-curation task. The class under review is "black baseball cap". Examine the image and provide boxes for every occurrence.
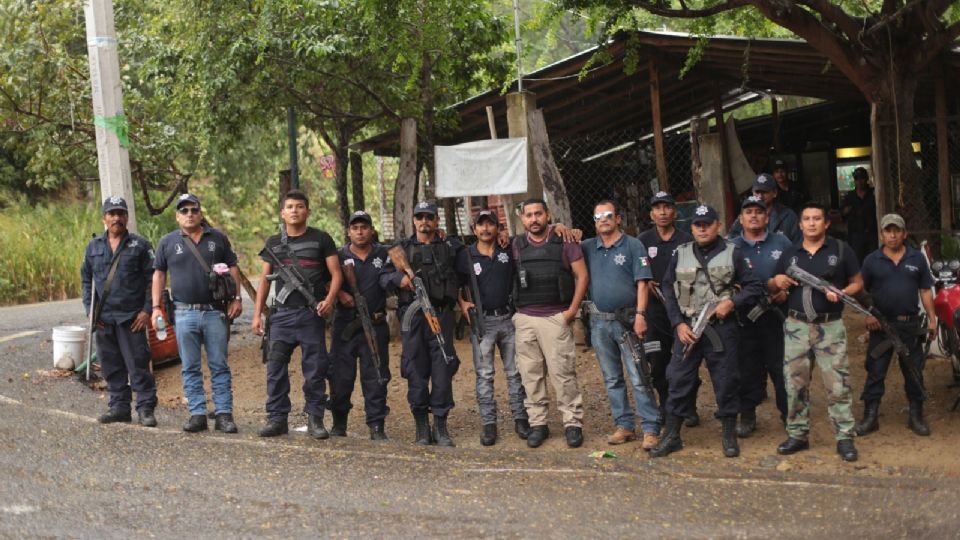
[741,195,767,211]
[102,195,128,214]
[773,159,786,170]
[690,204,719,224]
[752,173,777,193]
[413,201,438,216]
[650,191,675,206]
[473,209,498,227]
[176,193,201,209]
[349,210,373,225]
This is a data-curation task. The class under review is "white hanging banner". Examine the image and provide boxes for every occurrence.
[435,138,528,197]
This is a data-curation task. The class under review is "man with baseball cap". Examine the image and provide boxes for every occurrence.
[327,210,395,440]
[81,196,158,426]
[731,196,794,436]
[841,166,878,263]
[728,174,801,244]
[652,204,763,458]
[458,209,530,446]
[855,213,937,437]
[771,159,806,214]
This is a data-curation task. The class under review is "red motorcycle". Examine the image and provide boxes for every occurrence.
[926,243,960,387]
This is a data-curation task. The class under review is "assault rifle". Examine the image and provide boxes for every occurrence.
[263,247,321,310]
[342,259,386,385]
[388,246,452,364]
[682,299,721,360]
[619,314,660,397]
[786,263,927,399]
[463,249,485,343]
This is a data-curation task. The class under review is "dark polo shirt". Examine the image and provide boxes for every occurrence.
[336,243,392,316]
[861,246,933,318]
[154,224,238,304]
[774,237,859,315]
[466,243,514,312]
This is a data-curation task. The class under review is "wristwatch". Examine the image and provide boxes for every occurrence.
[635,310,646,317]
[233,296,242,301]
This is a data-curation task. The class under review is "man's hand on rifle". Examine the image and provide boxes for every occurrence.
[459,300,476,325]
[825,290,841,303]
[865,316,881,331]
[227,298,243,320]
[714,299,735,320]
[633,313,647,338]
[770,290,788,304]
[337,290,355,308]
[399,275,414,292]
[676,322,696,345]
[770,274,797,291]
[928,318,938,338]
[131,311,150,333]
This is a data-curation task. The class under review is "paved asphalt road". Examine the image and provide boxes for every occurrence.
[1,299,959,538]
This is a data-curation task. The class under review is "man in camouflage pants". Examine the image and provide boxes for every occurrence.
[768,202,863,462]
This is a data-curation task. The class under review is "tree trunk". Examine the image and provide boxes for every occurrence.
[394,118,418,241]
[869,73,929,235]
[350,151,365,213]
[333,144,350,233]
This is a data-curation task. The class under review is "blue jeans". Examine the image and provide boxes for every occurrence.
[174,308,232,416]
[590,318,660,434]
[471,313,527,425]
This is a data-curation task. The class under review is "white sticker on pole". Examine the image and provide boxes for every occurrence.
[435,138,528,197]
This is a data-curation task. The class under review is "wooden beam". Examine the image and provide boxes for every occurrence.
[714,89,735,227]
[771,96,781,152]
[507,91,541,234]
[936,64,953,230]
[649,58,669,192]
[393,118,417,241]
[528,109,573,226]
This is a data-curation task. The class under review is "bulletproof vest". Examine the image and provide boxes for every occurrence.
[514,235,574,307]
[402,240,460,307]
[272,238,328,301]
[674,241,735,318]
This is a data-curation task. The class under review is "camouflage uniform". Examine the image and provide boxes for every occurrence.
[783,318,855,440]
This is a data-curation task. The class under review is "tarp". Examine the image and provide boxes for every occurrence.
[435,138,527,197]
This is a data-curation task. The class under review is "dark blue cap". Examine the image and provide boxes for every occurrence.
[773,159,786,170]
[413,201,438,216]
[690,204,719,224]
[741,195,767,211]
[176,193,201,209]
[650,191,675,206]
[102,195,128,214]
[349,210,373,225]
[752,173,777,193]
[473,209,498,226]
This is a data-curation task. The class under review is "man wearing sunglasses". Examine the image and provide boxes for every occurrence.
[651,205,763,458]
[385,201,469,446]
[152,193,243,434]
[582,200,660,450]
[81,196,158,427]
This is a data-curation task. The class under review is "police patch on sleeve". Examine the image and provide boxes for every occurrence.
[640,256,650,266]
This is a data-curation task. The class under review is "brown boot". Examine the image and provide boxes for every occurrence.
[641,432,660,450]
[606,426,636,445]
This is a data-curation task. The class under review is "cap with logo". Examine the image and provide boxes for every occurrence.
[752,173,777,193]
[473,209,498,227]
[413,201,438,216]
[650,191,676,206]
[691,204,719,224]
[102,195,128,214]
[741,195,767,211]
[879,213,906,230]
[349,210,373,225]
[176,193,201,209]
[773,159,786,170]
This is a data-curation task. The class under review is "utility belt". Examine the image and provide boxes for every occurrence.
[787,309,843,324]
[483,306,513,317]
[174,302,218,311]
[339,310,387,341]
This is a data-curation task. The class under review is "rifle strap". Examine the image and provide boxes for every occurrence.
[93,238,128,324]
[183,236,212,273]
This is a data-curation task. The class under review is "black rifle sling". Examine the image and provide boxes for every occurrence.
[92,238,128,324]
[692,243,721,297]
[183,236,212,273]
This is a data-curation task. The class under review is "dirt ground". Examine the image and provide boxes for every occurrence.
[152,313,960,479]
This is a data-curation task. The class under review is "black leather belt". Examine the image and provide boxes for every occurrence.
[483,307,512,317]
[895,314,920,322]
[174,302,217,311]
[276,305,314,312]
[787,309,843,323]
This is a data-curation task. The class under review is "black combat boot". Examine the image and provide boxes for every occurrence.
[414,412,432,445]
[526,425,549,448]
[514,418,531,440]
[736,409,756,438]
[480,423,497,446]
[649,415,683,458]
[721,417,740,458]
[908,400,931,436]
[433,415,455,447]
[214,413,238,434]
[330,410,348,437]
[369,421,388,441]
[684,410,700,428]
[182,414,208,433]
[308,413,329,439]
[138,409,157,428]
[854,400,880,436]
[258,420,289,437]
[837,439,858,462]
[98,407,132,424]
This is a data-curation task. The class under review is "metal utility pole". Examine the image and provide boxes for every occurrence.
[287,107,300,189]
[84,0,137,231]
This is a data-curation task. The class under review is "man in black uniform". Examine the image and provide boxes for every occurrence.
[153,193,244,434]
[855,213,937,437]
[651,204,763,458]
[386,201,468,446]
[841,166,877,263]
[458,209,530,446]
[772,159,806,214]
[328,211,393,440]
[637,192,698,427]
[251,190,342,438]
[81,196,158,426]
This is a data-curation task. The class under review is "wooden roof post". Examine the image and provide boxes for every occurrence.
[506,91,541,233]
[936,63,953,231]
[393,118,418,241]
[649,58,669,193]
[714,89,735,227]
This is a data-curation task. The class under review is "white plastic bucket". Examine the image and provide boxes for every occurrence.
[52,326,87,370]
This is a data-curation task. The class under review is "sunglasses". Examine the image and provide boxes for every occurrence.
[413,213,435,221]
[177,207,201,215]
[593,211,615,222]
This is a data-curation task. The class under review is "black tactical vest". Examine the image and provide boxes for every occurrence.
[513,235,574,307]
[402,240,460,308]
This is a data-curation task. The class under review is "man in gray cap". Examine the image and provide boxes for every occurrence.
[728,174,801,244]
[855,213,937,436]
[652,204,763,458]
[81,196,158,426]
